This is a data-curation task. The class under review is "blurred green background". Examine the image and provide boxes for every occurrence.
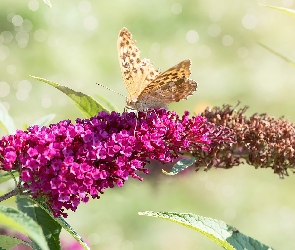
[1,0,295,249]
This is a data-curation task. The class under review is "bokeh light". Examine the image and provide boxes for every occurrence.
[171,3,182,14]
[28,0,39,11]
[0,82,10,97]
[186,30,199,44]
[78,0,92,14]
[242,13,258,30]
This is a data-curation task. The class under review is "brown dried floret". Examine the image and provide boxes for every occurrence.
[194,103,295,178]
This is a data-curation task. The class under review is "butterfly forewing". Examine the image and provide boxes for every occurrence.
[117,28,160,101]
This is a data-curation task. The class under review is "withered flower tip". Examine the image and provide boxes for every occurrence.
[197,104,295,178]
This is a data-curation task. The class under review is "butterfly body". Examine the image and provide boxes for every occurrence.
[118,27,198,111]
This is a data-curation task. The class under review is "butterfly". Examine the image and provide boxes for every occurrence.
[117,27,198,111]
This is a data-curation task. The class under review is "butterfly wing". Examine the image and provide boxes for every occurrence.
[117,27,160,101]
[135,60,198,110]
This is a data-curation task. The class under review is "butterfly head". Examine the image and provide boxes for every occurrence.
[126,97,143,111]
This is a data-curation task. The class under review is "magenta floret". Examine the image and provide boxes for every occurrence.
[0,109,232,217]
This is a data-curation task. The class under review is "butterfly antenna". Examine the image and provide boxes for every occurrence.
[96,83,126,98]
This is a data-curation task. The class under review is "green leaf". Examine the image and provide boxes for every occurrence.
[0,235,32,250]
[162,157,196,175]
[0,102,16,135]
[32,198,90,250]
[43,0,52,8]
[0,206,49,250]
[259,3,295,17]
[0,171,19,185]
[258,43,295,67]
[55,216,90,250]
[30,76,109,118]
[138,212,274,250]
[31,114,56,127]
[16,197,62,250]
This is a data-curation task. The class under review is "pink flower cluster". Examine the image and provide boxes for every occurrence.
[0,109,232,217]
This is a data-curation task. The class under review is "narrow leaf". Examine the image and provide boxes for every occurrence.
[162,157,196,175]
[16,197,61,250]
[259,3,295,17]
[0,102,16,135]
[258,43,295,67]
[139,212,274,250]
[55,216,90,250]
[0,206,49,250]
[30,76,109,118]
[33,198,90,250]
[0,235,32,250]
[43,0,52,8]
[31,114,56,127]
